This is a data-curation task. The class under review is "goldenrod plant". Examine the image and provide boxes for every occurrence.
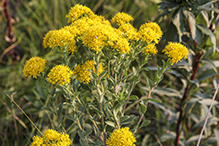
[22,4,189,146]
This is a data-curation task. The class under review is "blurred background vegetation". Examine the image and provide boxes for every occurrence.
[1,0,219,146]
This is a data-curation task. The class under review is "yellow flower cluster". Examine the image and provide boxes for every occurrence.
[30,129,72,146]
[73,60,104,84]
[107,127,136,146]
[112,12,134,25]
[66,4,94,23]
[43,28,78,54]
[47,65,73,85]
[23,57,46,79]
[143,43,158,55]
[162,42,189,65]
[118,23,138,41]
[139,22,162,44]
[43,4,163,56]
[82,23,110,52]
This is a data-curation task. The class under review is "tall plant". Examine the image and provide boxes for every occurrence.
[148,0,219,145]
[20,4,189,146]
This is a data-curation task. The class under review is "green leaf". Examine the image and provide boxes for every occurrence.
[186,11,196,40]
[189,79,199,87]
[89,105,102,117]
[41,107,55,115]
[120,115,138,125]
[142,86,182,98]
[57,103,63,117]
[185,98,199,116]
[78,131,85,139]
[200,58,218,73]
[113,102,122,119]
[132,66,137,76]
[120,116,130,122]
[165,0,180,12]
[65,115,77,122]
[193,117,219,129]
[139,103,147,114]
[201,10,209,29]
[105,121,116,128]
[147,98,162,103]
[172,7,184,42]
[83,129,92,137]
[197,1,219,13]
[161,131,176,141]
[197,24,216,51]
[213,60,219,67]
[213,78,218,89]
[139,120,151,129]
[146,77,152,91]
[129,95,139,100]
[108,76,115,85]
[132,76,140,83]
[194,92,212,99]
[198,72,218,82]
[194,27,203,45]
[73,92,80,98]
[81,84,91,92]
[202,48,214,59]
[198,99,219,106]
[167,69,183,78]
[215,14,219,28]
[140,68,148,72]
[51,88,56,97]
[79,138,87,146]
[98,71,107,81]
[166,21,178,42]
[214,129,219,145]
[123,82,130,91]
[186,135,205,145]
[79,115,84,129]
[139,59,148,68]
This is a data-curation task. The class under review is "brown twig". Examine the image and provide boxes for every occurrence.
[175,19,202,146]
[4,0,15,42]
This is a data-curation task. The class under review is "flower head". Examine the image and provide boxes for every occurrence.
[73,60,104,84]
[111,37,131,53]
[66,4,94,23]
[30,135,43,146]
[107,127,136,146]
[162,42,189,65]
[82,24,108,52]
[139,22,162,44]
[112,12,134,25]
[142,22,162,39]
[47,65,73,85]
[43,29,77,54]
[143,43,158,55]
[31,129,72,146]
[23,57,46,79]
[118,23,138,40]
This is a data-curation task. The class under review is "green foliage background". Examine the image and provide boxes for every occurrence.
[1,0,219,146]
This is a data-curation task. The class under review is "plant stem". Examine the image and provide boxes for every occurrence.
[196,83,219,146]
[4,0,13,41]
[121,82,135,116]
[175,51,202,146]
[77,119,90,146]
[104,131,107,146]
[134,86,154,134]
[7,93,53,146]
